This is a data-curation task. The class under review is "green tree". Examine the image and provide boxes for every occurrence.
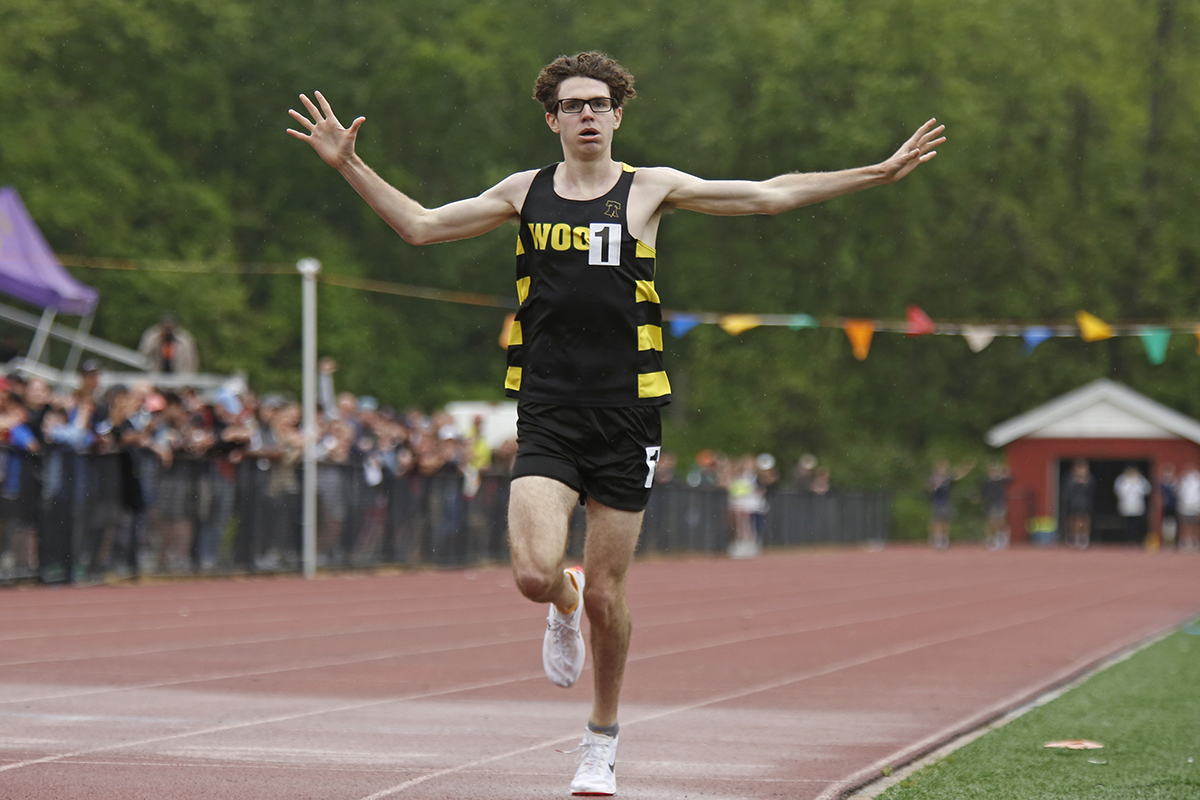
[3,0,1199,502]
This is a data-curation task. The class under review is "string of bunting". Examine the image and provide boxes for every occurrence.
[58,254,519,309]
[659,306,1189,365]
[61,256,1192,365]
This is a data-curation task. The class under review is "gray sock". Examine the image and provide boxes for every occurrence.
[588,721,619,738]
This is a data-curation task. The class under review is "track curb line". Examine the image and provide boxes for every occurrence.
[830,617,1193,800]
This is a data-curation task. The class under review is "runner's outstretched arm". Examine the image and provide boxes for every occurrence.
[650,118,946,217]
[287,91,529,245]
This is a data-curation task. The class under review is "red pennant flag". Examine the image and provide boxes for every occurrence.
[906,305,936,337]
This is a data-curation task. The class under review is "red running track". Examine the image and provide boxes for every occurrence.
[1,545,1199,800]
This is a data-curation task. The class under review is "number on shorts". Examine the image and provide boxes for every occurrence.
[644,446,661,489]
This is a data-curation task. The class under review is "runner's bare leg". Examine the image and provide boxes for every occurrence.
[581,499,643,727]
[508,476,580,613]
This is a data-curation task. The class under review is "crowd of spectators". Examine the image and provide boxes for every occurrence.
[653,450,832,558]
[0,349,843,576]
[0,357,518,578]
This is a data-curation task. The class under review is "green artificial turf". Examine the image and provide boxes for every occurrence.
[878,622,1200,800]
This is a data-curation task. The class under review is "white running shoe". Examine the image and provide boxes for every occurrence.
[543,566,585,688]
[567,728,618,796]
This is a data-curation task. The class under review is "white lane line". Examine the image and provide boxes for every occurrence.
[0,668,549,774]
[349,578,1189,799]
[0,566,1118,673]
[0,550,1166,625]
[0,557,1075,644]
[0,609,539,669]
[0,632,544,706]
[2,569,1117,707]
[0,579,531,634]
[1,570,1187,794]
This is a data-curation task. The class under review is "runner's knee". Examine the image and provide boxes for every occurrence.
[582,580,624,629]
[512,561,560,603]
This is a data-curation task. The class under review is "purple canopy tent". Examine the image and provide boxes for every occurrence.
[0,187,97,316]
[0,187,148,376]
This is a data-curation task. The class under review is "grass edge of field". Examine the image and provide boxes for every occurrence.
[848,617,1200,799]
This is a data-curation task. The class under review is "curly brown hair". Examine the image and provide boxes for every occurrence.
[533,51,637,114]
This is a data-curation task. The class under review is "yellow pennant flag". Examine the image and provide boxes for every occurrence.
[843,320,876,361]
[1076,311,1113,342]
[719,314,762,336]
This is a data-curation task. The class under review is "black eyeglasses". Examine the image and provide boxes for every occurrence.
[556,97,615,114]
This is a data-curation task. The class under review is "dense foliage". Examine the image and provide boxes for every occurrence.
[2,0,1198,499]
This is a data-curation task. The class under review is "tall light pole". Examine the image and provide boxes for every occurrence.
[297,257,321,579]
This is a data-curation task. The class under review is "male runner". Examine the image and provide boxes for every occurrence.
[288,51,945,796]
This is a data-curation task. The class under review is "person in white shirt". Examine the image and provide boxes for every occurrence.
[1114,465,1152,546]
[1175,464,1200,552]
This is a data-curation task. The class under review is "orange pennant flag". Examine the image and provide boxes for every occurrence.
[843,320,876,361]
[1076,311,1113,342]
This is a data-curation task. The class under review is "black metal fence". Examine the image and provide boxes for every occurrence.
[0,448,890,583]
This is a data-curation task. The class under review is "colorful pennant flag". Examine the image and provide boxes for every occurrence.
[58,252,1200,364]
[905,305,936,337]
[1023,326,1053,354]
[669,315,701,338]
[843,320,876,361]
[1076,311,1113,342]
[719,314,762,336]
[962,325,996,353]
[1140,328,1171,365]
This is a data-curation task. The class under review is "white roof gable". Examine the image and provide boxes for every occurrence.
[986,379,1200,447]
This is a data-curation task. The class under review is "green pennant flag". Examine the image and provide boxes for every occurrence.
[1140,328,1171,365]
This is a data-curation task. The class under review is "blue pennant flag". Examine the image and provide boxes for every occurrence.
[1023,326,1053,354]
[669,315,702,338]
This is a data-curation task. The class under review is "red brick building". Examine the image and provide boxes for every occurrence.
[986,379,1200,544]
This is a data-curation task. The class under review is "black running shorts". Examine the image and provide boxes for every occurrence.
[512,401,663,512]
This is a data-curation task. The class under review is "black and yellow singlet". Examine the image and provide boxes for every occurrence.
[505,163,670,407]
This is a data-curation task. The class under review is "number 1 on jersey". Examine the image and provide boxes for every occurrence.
[589,223,622,266]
